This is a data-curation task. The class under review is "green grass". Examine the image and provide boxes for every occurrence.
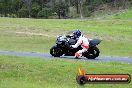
[0,56,132,88]
[99,41,132,57]
[0,36,55,52]
[111,9,132,19]
[0,18,132,57]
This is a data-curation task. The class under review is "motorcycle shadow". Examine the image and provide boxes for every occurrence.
[59,55,99,61]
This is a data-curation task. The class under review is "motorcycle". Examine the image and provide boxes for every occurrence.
[50,35,101,59]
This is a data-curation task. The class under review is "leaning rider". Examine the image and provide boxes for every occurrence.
[71,29,89,58]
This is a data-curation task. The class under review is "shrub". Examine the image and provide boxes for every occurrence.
[31,3,41,18]
[37,8,52,18]
[18,8,29,18]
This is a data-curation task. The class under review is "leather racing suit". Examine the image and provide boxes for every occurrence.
[71,35,89,58]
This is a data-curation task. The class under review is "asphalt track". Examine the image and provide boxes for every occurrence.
[0,50,132,64]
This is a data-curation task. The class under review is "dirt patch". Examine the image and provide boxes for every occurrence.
[15,31,57,37]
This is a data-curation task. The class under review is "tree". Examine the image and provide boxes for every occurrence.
[21,0,32,17]
[0,0,132,18]
[70,0,80,14]
[54,0,69,19]
[79,0,83,19]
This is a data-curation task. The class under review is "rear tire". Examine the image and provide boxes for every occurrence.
[50,45,63,57]
[84,47,100,59]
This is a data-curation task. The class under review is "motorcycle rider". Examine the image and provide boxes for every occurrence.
[71,29,89,58]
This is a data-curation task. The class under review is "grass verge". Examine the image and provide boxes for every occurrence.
[110,9,132,19]
[0,18,132,57]
[0,56,132,88]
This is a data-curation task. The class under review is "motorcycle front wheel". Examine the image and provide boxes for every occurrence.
[50,45,63,57]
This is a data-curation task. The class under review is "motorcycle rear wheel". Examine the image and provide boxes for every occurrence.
[84,47,100,59]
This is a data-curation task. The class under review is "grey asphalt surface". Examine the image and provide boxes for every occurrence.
[0,50,132,64]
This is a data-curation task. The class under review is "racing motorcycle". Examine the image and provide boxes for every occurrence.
[50,35,101,59]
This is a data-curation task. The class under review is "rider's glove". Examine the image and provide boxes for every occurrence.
[70,45,73,49]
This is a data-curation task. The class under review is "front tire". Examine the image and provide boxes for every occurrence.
[84,47,100,59]
[50,45,63,57]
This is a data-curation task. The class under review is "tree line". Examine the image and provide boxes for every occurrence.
[0,0,131,19]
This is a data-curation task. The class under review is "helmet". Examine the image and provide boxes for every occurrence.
[73,29,81,38]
